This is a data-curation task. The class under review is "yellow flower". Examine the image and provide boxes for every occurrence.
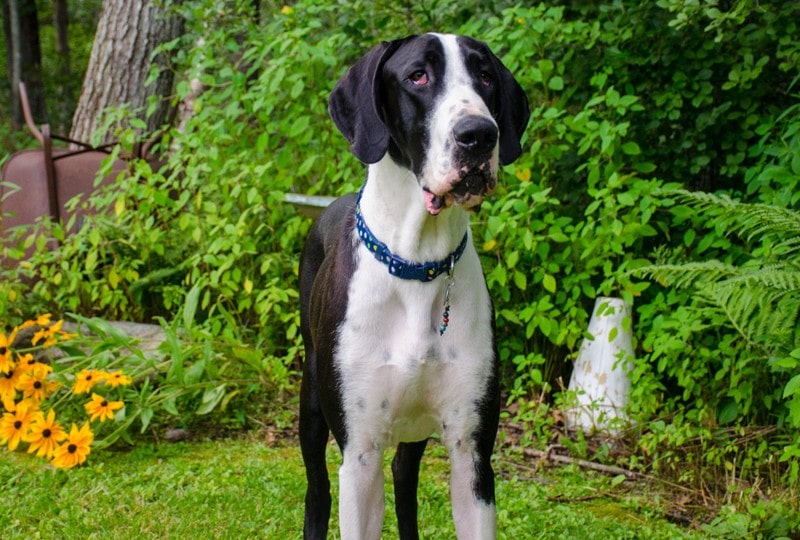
[0,400,36,451]
[103,370,132,388]
[1,394,14,412]
[21,314,52,329]
[0,331,13,372]
[0,368,22,409]
[17,365,59,402]
[51,422,93,468]
[14,353,39,372]
[281,5,294,15]
[32,320,66,348]
[73,369,105,394]
[84,393,124,422]
[23,409,67,458]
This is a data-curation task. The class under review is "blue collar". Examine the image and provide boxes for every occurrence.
[354,189,468,282]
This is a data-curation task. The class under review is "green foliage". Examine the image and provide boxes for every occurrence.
[450,5,669,411]
[641,190,800,359]
[572,0,799,193]
[622,107,800,510]
[2,0,800,522]
[630,189,800,498]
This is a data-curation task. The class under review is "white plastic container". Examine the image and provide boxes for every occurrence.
[565,297,634,434]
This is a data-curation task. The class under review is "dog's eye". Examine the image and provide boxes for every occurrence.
[480,71,492,87]
[409,70,428,86]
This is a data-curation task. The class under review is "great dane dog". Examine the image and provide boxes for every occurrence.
[299,33,530,539]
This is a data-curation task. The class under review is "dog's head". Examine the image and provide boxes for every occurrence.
[329,33,530,215]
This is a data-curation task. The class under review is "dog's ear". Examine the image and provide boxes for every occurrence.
[491,54,530,166]
[329,40,403,164]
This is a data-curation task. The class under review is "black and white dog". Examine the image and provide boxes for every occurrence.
[299,33,530,539]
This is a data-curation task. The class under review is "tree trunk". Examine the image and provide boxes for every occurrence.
[69,0,183,146]
[54,0,70,75]
[4,0,46,125]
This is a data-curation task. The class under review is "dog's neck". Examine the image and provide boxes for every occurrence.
[360,155,471,264]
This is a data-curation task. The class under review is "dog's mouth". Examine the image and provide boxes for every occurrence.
[423,169,496,215]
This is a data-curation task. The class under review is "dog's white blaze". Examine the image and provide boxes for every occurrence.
[421,33,499,198]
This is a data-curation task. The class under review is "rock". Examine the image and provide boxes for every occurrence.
[63,320,166,359]
[165,428,192,442]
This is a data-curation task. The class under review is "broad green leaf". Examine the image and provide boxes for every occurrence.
[542,274,556,293]
[184,283,201,329]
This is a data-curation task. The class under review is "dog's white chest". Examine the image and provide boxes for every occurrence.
[336,246,494,447]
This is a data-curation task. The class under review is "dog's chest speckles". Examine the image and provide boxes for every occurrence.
[340,265,491,453]
[342,336,449,443]
[335,255,489,445]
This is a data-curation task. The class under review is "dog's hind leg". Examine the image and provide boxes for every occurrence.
[299,360,331,540]
[392,439,428,540]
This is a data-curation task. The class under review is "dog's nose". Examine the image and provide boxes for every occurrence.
[453,116,498,154]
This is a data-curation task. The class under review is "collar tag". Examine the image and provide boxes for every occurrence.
[439,256,456,336]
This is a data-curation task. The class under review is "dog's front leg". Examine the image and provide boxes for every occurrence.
[445,430,497,540]
[339,442,386,540]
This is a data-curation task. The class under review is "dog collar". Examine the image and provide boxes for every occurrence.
[354,189,468,282]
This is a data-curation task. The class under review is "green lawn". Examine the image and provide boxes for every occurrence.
[0,437,702,539]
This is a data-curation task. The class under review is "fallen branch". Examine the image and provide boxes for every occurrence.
[521,446,639,479]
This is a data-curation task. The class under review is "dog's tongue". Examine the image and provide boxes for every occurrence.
[424,190,445,215]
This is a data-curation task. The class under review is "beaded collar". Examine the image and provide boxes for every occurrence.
[354,188,468,282]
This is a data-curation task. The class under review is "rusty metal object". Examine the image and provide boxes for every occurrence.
[1,83,162,265]
[19,81,44,145]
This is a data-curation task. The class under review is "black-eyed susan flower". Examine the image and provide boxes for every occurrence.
[32,319,68,349]
[0,330,13,372]
[84,393,124,422]
[23,409,66,458]
[16,354,45,373]
[21,314,52,329]
[103,370,132,388]
[18,365,59,402]
[73,369,105,394]
[0,368,22,410]
[0,400,36,451]
[51,422,93,468]
[0,355,14,375]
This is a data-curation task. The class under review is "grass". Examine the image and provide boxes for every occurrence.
[0,435,704,539]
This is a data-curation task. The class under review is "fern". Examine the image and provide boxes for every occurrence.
[635,190,800,356]
[636,260,738,290]
[670,189,800,256]
[700,279,797,352]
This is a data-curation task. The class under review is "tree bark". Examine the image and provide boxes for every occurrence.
[54,0,70,75]
[4,0,46,125]
[69,0,184,145]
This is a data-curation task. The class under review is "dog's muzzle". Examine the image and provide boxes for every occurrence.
[425,115,499,215]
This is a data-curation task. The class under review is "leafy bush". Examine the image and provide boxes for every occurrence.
[1,0,799,520]
[639,191,800,398]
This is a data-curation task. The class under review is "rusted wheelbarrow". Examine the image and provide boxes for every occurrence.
[1,83,160,263]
